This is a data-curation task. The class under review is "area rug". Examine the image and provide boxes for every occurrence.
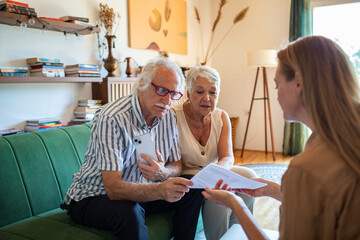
[243,163,288,231]
[195,164,288,238]
[242,164,288,184]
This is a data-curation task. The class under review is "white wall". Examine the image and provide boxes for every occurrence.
[0,0,290,152]
[0,0,202,130]
[204,0,291,152]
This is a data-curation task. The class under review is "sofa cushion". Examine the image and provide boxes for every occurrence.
[60,124,91,164]
[0,138,32,227]
[4,133,62,216]
[35,128,83,198]
[2,208,174,240]
[0,231,29,239]
[1,216,108,240]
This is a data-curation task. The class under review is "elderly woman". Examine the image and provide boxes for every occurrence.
[173,65,257,240]
[203,36,360,239]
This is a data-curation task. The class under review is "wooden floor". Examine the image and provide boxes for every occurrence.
[234,149,292,166]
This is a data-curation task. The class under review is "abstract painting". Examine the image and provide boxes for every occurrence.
[128,0,187,55]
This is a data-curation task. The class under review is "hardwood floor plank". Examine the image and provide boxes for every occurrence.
[234,149,292,166]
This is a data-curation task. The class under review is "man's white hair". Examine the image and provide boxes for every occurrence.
[133,57,185,94]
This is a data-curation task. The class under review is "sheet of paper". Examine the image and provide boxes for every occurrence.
[190,163,267,189]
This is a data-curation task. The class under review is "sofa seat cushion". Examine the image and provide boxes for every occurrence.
[1,208,174,240]
[1,216,108,240]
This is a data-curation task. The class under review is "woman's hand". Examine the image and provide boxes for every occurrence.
[234,178,282,201]
[203,179,269,240]
[202,179,245,209]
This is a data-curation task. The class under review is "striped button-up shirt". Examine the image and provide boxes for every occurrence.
[66,93,181,202]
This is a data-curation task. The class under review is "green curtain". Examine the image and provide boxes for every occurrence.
[282,0,312,156]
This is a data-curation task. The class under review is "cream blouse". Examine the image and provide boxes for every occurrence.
[174,103,223,175]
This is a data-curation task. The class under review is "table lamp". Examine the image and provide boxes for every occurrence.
[241,49,277,160]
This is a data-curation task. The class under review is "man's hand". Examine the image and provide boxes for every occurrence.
[138,150,168,181]
[158,177,193,202]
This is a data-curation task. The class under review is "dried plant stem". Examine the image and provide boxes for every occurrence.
[206,6,250,62]
[202,0,227,65]
[194,7,204,61]
[199,27,205,61]
[207,25,234,61]
[203,33,215,65]
[113,14,121,36]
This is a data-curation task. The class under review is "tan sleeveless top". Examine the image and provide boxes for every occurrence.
[174,103,223,175]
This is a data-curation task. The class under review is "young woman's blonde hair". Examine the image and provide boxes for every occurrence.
[277,36,360,176]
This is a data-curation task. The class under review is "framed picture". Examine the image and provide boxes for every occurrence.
[128,0,187,55]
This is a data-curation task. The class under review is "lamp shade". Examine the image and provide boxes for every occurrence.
[247,49,278,67]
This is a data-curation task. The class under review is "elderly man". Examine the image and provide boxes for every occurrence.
[63,58,204,240]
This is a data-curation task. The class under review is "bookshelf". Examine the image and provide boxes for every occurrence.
[0,76,102,83]
[0,11,100,35]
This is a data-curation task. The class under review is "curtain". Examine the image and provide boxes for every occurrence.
[282,0,312,156]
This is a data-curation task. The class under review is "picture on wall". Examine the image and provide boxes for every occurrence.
[128,0,188,55]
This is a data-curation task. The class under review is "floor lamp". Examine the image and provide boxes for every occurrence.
[241,50,277,160]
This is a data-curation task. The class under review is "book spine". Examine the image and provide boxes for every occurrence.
[61,16,89,23]
[1,72,27,76]
[40,17,63,22]
[7,4,34,11]
[31,65,64,69]
[65,65,99,71]
[65,70,100,74]
[29,62,64,67]
[1,69,28,73]
[38,126,65,131]
[78,73,101,77]
[77,64,99,70]
[0,130,25,136]
[27,58,61,64]
[38,123,64,129]
[79,100,102,104]
[1,67,28,72]
[6,0,28,7]
[8,6,37,17]
[30,71,65,77]
[30,68,65,73]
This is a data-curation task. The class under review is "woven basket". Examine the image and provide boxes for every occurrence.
[230,117,239,151]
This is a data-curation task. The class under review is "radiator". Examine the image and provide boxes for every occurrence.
[109,79,136,102]
[108,78,187,105]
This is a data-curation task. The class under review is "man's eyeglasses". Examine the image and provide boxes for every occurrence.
[151,83,183,100]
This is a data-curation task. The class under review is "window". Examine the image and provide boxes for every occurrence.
[311,0,360,79]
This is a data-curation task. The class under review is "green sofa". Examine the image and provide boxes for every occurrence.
[0,124,203,239]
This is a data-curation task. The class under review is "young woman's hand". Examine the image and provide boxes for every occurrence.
[234,178,282,201]
[202,179,245,208]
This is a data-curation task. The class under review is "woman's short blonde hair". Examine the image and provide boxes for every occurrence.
[186,65,221,93]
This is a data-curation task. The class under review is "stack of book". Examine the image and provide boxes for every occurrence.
[27,57,65,77]
[65,64,100,78]
[68,99,102,125]
[60,15,89,24]
[0,66,28,77]
[0,128,25,136]
[25,117,65,132]
[0,0,37,17]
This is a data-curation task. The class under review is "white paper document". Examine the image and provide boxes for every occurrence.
[190,163,267,189]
